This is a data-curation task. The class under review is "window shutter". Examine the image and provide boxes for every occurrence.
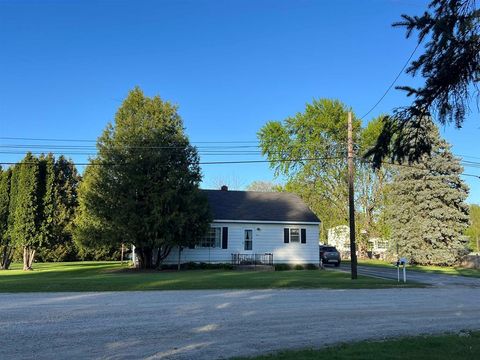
[301,228,306,244]
[222,227,228,249]
[284,228,289,243]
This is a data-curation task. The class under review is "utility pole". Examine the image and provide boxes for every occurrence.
[347,111,358,279]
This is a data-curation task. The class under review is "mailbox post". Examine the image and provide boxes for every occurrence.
[396,257,407,283]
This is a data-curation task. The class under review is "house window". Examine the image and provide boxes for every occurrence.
[244,229,253,250]
[290,228,300,242]
[199,227,221,248]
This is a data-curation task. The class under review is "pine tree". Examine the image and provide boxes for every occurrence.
[387,122,470,265]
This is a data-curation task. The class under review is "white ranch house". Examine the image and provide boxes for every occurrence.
[162,187,321,265]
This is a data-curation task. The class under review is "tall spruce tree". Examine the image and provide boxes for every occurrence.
[74,87,211,269]
[387,121,470,265]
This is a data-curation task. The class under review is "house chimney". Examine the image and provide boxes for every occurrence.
[221,185,228,191]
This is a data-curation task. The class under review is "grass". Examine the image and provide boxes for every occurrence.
[346,259,480,278]
[235,331,480,360]
[0,261,419,292]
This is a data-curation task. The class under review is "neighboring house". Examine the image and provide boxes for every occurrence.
[163,186,321,265]
[327,225,389,259]
[369,237,389,259]
[327,225,350,253]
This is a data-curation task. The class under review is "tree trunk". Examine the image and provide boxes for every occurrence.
[154,245,172,269]
[0,245,13,270]
[135,246,153,269]
[177,247,183,271]
[23,246,36,271]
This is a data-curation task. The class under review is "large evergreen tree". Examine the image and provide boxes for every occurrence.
[74,87,210,269]
[11,153,42,270]
[387,121,470,265]
[37,156,80,262]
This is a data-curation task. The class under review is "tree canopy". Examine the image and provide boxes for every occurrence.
[367,0,480,167]
[386,121,470,265]
[258,99,390,250]
[466,204,480,252]
[74,87,211,269]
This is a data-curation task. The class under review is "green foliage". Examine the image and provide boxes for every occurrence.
[0,154,81,267]
[74,87,211,269]
[293,264,304,270]
[0,168,13,269]
[275,264,291,271]
[366,1,480,167]
[387,121,470,265]
[11,153,42,270]
[37,156,80,262]
[246,180,278,192]
[466,204,480,252]
[258,99,357,240]
[394,0,479,127]
[258,101,391,248]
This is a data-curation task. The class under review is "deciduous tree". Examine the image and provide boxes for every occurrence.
[466,204,480,252]
[74,87,211,269]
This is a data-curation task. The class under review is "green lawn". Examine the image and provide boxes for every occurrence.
[347,259,480,278]
[0,261,417,292]
[235,331,480,360]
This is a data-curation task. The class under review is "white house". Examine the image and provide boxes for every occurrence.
[327,225,350,253]
[163,186,321,265]
[327,225,389,259]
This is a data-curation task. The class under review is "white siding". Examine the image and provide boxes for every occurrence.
[164,222,319,265]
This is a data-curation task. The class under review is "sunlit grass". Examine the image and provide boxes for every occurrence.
[235,331,480,360]
[0,261,421,292]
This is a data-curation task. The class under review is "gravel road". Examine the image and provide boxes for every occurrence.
[1,288,479,359]
[337,264,480,287]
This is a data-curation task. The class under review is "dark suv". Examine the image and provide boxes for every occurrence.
[319,245,341,267]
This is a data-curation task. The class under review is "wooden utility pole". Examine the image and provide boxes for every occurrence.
[347,111,358,279]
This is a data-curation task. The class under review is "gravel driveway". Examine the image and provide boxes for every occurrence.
[1,288,479,359]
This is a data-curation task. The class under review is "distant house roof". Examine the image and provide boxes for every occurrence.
[201,189,320,223]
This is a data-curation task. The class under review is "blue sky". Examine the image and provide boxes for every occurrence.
[0,0,478,202]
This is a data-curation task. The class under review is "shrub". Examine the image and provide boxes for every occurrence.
[294,264,304,270]
[305,263,319,270]
[275,264,291,271]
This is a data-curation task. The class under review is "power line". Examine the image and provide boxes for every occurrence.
[0,156,345,167]
[359,41,422,120]
[360,159,480,180]
[0,136,259,144]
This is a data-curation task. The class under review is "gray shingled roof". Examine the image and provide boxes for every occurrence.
[201,189,320,223]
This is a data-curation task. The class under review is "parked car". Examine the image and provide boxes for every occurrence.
[319,245,341,267]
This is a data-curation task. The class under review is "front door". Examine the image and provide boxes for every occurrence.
[244,229,253,251]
